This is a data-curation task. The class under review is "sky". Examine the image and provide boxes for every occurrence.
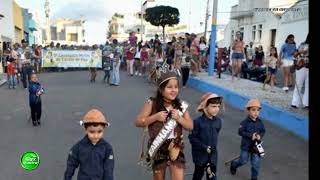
[15,0,238,44]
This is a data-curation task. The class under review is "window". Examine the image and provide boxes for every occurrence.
[239,27,244,39]
[67,33,78,42]
[231,30,234,42]
[258,24,262,41]
[252,25,256,41]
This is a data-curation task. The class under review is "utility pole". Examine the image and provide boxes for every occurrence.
[44,0,51,45]
[208,0,218,76]
[140,0,145,42]
[204,0,210,40]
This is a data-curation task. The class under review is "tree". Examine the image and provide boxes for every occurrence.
[145,5,180,42]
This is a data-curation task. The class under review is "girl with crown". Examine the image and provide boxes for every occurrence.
[135,66,193,180]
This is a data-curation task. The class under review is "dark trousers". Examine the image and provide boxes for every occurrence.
[22,65,32,88]
[181,67,190,86]
[30,102,42,122]
[103,70,111,83]
[192,164,217,180]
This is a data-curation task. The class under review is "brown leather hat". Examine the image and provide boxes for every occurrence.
[245,98,261,109]
[197,92,222,112]
[82,109,109,126]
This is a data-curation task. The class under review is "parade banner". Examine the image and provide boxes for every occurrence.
[42,50,102,68]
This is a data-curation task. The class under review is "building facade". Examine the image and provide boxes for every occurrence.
[13,0,24,44]
[221,0,308,53]
[49,18,85,45]
[0,0,14,45]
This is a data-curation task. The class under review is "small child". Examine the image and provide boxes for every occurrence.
[126,47,135,76]
[140,45,149,77]
[180,45,192,88]
[102,51,113,84]
[189,92,223,180]
[64,109,114,180]
[29,73,44,126]
[230,98,266,180]
[263,47,278,92]
[7,58,17,89]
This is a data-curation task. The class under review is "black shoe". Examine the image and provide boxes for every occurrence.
[230,163,237,175]
[251,177,258,180]
[303,106,309,110]
[32,121,37,126]
[291,105,298,109]
[37,120,41,125]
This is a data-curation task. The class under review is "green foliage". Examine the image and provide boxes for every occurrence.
[145,5,180,28]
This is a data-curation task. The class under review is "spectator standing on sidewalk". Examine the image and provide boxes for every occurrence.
[263,46,278,92]
[231,31,245,81]
[246,42,254,63]
[199,36,208,70]
[291,34,309,109]
[253,45,264,68]
[190,33,200,76]
[279,34,297,92]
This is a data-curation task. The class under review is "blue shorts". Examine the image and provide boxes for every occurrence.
[267,68,277,75]
[231,52,244,60]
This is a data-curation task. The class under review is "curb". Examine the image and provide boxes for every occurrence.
[188,77,308,140]
[0,79,7,87]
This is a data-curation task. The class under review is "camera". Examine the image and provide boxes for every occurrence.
[255,140,265,157]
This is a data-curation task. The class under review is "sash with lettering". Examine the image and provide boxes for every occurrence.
[147,101,189,161]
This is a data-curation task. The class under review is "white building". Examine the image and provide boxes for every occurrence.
[0,0,14,45]
[49,18,85,45]
[0,0,14,80]
[222,0,308,53]
[276,0,308,48]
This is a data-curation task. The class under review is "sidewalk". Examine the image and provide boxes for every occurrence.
[0,74,7,86]
[188,72,308,140]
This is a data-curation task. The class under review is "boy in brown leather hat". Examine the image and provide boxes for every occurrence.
[189,92,223,180]
[64,109,114,180]
[230,98,266,180]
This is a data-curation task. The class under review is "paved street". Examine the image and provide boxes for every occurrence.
[0,70,308,180]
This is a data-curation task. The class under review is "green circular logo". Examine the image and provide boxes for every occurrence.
[20,152,40,170]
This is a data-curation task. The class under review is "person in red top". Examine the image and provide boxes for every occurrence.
[129,32,138,47]
[126,47,135,76]
[140,45,149,77]
[7,58,17,89]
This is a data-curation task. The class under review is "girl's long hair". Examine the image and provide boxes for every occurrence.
[269,47,278,58]
[151,79,182,113]
[285,34,296,44]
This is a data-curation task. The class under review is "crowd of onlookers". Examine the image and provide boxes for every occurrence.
[0,31,308,109]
